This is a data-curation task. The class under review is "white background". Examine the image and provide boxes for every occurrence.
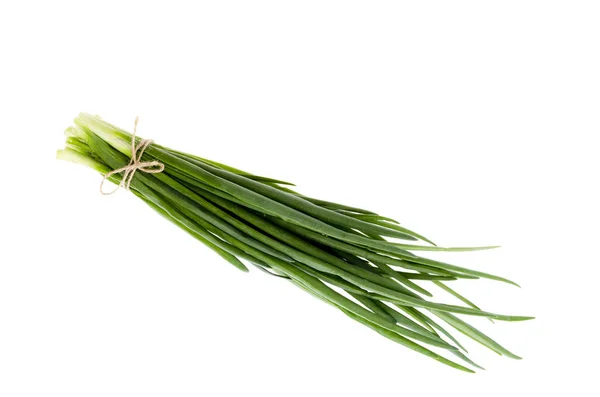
[1,1,599,396]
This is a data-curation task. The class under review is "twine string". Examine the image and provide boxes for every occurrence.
[100,117,164,195]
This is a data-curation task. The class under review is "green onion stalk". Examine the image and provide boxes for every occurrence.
[57,113,533,372]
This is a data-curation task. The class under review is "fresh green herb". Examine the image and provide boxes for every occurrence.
[57,113,533,372]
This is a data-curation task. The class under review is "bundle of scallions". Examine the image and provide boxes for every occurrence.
[57,113,532,372]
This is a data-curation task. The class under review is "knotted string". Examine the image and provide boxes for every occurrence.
[100,117,165,195]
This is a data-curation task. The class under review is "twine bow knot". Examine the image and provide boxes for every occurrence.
[100,117,164,195]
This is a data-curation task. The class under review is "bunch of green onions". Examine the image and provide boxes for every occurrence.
[57,113,532,372]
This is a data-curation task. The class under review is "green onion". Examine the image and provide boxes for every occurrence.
[57,113,532,372]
